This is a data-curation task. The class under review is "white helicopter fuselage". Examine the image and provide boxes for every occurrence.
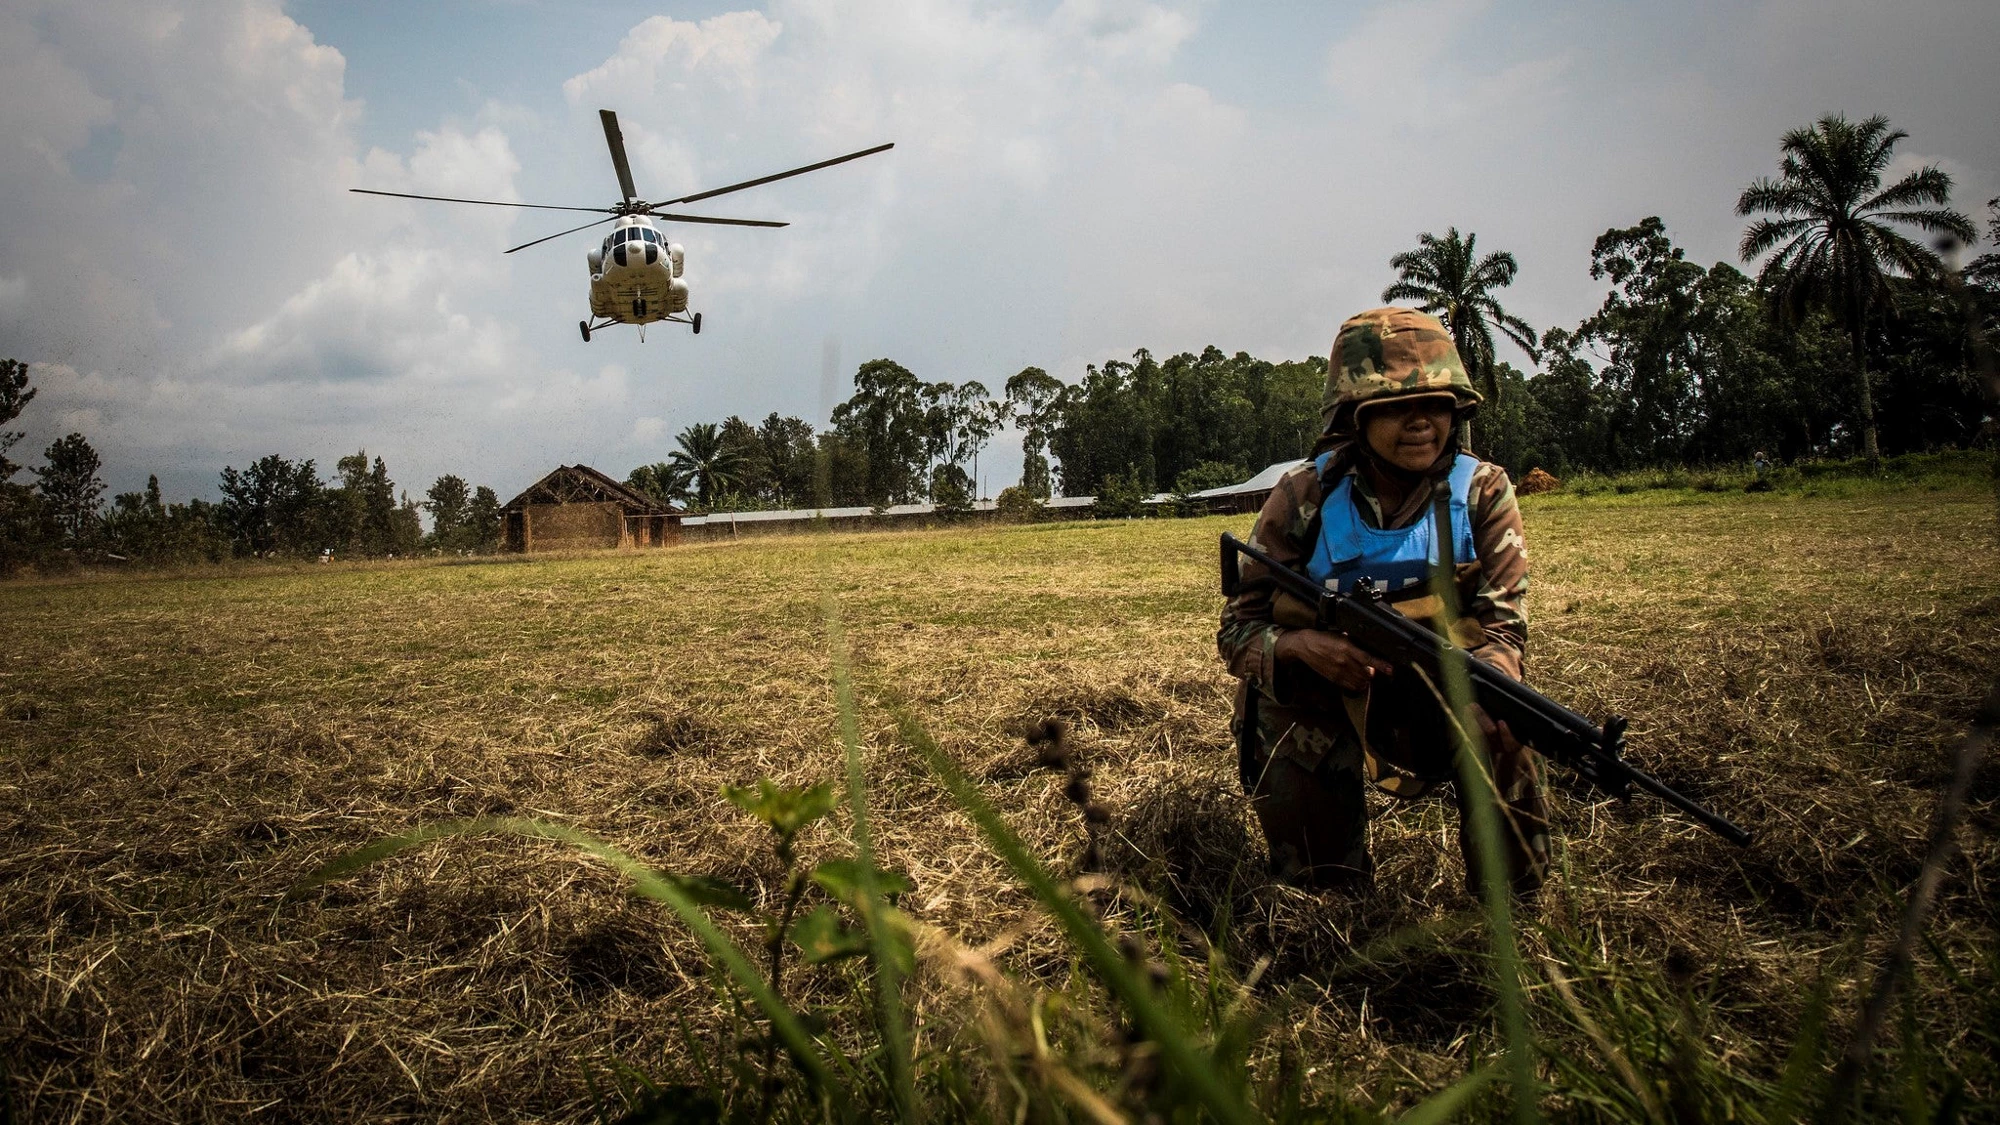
[586,217,687,323]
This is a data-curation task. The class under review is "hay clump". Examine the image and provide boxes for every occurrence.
[631,709,723,758]
[1096,766,1257,928]
[1518,467,1562,494]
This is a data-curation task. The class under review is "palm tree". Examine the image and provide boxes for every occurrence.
[1958,197,2000,298]
[1736,114,1975,464]
[625,462,693,507]
[666,422,740,510]
[1382,227,1539,408]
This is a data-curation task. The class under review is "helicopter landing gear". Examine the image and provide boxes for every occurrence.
[579,320,591,343]
[692,312,702,335]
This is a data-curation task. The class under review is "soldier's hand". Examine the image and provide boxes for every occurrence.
[1473,706,1524,759]
[1276,630,1394,693]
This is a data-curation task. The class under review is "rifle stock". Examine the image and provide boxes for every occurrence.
[1221,532,1751,847]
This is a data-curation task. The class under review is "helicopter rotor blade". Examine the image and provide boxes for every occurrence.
[645,212,790,228]
[600,110,639,204]
[504,213,623,254]
[654,142,894,207]
[350,188,612,214]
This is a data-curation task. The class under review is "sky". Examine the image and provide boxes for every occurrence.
[1,0,1995,505]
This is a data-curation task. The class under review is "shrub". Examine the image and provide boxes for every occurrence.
[993,486,1045,523]
[1092,470,1150,519]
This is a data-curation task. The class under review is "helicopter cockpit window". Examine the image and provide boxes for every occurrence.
[641,229,657,243]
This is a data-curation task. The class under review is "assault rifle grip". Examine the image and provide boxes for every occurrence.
[1219,533,1245,598]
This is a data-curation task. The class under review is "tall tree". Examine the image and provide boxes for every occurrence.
[921,380,1001,495]
[813,431,870,508]
[626,462,693,506]
[1155,347,1255,484]
[364,458,400,553]
[1382,227,1539,408]
[35,433,105,545]
[1577,218,1711,467]
[755,413,818,508]
[1252,358,1327,466]
[830,360,929,505]
[425,474,472,547]
[328,452,373,553]
[1967,198,2000,291]
[0,359,33,484]
[219,455,322,556]
[1046,355,1157,496]
[667,422,741,510]
[465,486,503,551]
[0,360,39,568]
[1004,366,1064,498]
[391,492,423,554]
[715,416,767,505]
[1736,113,1975,464]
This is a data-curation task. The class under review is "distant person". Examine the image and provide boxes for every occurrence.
[1217,307,1548,896]
[1747,450,1774,492]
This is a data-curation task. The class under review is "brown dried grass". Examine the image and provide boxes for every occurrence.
[1,483,1995,1120]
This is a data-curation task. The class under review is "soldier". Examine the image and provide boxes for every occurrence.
[1217,307,1548,896]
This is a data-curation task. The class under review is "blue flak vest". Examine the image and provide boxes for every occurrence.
[1305,452,1479,595]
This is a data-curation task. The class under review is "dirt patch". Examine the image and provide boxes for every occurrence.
[633,710,723,758]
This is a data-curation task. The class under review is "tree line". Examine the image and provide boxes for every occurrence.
[0,369,504,570]
[622,361,1013,514]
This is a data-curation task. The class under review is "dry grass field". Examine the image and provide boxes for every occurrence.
[2,479,1996,1121]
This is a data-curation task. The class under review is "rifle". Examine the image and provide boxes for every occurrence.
[1220,532,1752,847]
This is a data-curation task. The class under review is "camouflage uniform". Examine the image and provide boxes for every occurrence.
[1216,308,1549,894]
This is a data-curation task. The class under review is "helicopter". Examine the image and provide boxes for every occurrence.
[351,110,892,341]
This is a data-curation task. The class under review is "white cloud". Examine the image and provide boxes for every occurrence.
[1050,0,1198,66]
[0,0,1993,505]
[564,12,784,105]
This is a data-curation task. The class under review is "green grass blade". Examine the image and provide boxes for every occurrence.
[898,705,1262,1125]
[295,816,849,1111]
[1769,974,1831,1122]
[1430,553,1538,1124]
[1395,1064,1498,1125]
[823,591,918,1124]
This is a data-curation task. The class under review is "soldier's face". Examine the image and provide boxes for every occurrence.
[1361,397,1455,471]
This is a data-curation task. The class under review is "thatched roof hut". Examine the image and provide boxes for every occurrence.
[502,465,681,552]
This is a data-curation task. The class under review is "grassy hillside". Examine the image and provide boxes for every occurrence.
[2,481,1995,1120]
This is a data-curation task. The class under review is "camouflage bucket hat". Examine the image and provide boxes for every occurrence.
[1320,307,1480,435]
